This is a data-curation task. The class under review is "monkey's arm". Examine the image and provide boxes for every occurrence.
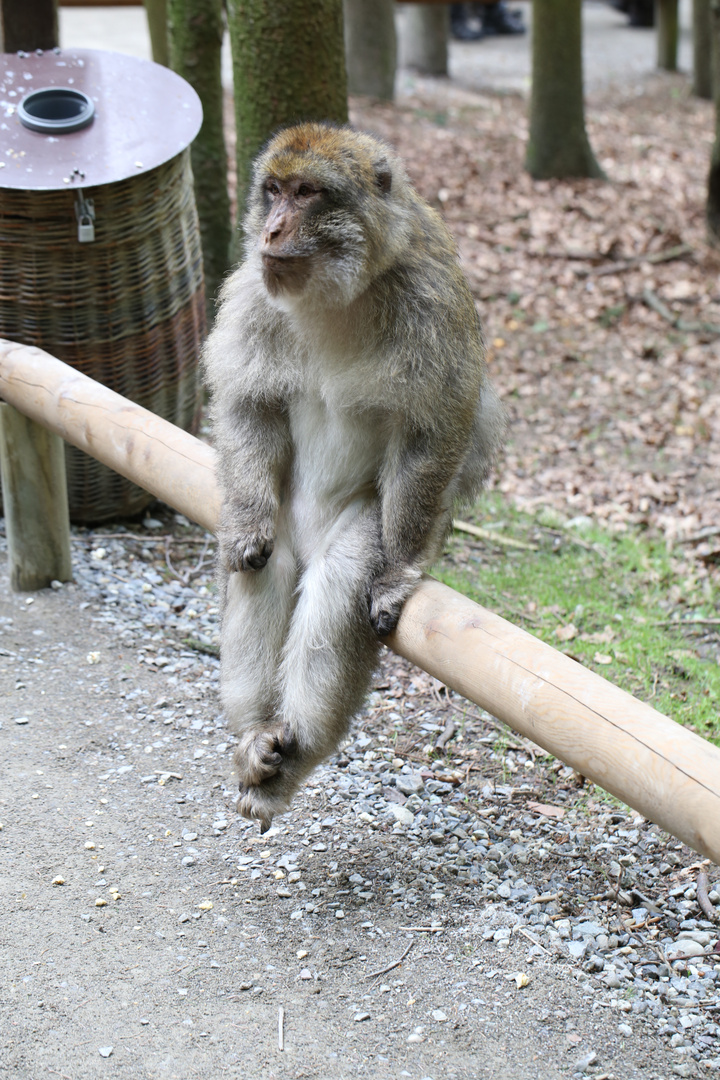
[370,422,467,636]
[214,399,291,573]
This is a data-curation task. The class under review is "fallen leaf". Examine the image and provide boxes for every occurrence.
[527,801,566,819]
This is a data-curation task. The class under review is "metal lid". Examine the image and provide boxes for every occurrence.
[0,49,203,191]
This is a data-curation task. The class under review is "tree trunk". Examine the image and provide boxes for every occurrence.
[227,0,347,251]
[693,0,713,98]
[344,0,397,100]
[168,0,231,316]
[0,0,57,51]
[525,0,604,180]
[707,0,720,239]
[657,0,679,71]
[398,3,449,76]
[144,0,169,67]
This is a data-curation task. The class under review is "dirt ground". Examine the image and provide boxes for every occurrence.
[1,557,713,1080]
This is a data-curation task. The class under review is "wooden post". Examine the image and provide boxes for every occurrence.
[657,0,680,71]
[0,339,719,865]
[0,403,71,591]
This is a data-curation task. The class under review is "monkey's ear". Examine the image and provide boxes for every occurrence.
[374,159,392,195]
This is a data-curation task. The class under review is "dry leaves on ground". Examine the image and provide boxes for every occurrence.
[351,76,720,555]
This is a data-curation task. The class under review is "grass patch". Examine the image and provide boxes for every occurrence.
[436,495,720,743]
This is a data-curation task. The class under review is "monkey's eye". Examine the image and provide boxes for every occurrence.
[265,180,281,197]
[296,184,318,198]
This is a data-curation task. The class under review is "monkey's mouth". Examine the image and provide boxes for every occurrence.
[261,253,306,274]
[261,253,309,294]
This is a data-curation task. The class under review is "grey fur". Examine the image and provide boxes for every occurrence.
[203,123,504,830]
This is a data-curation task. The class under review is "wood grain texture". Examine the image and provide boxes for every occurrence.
[0,340,220,534]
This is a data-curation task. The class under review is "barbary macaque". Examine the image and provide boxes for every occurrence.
[203,122,504,830]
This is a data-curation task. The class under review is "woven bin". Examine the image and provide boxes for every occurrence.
[0,49,205,523]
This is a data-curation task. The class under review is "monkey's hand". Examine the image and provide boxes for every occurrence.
[368,564,422,638]
[218,502,275,572]
[220,531,275,573]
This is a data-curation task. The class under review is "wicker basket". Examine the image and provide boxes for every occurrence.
[0,48,205,523]
[0,151,205,521]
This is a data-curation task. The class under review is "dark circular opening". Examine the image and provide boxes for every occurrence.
[18,87,95,134]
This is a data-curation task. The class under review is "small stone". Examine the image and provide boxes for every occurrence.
[14,717,29,725]
[574,1051,597,1073]
[85,841,95,850]
[299,969,312,980]
[407,1033,424,1044]
[432,1009,448,1021]
[98,1046,113,1058]
[52,876,65,886]
[618,1023,633,1037]
[396,772,424,797]
[354,1012,371,1022]
[667,940,705,960]
[567,939,587,961]
[335,909,344,919]
[95,898,107,907]
[389,804,414,827]
[672,1066,694,1078]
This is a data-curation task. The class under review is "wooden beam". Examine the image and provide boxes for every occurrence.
[0,338,718,865]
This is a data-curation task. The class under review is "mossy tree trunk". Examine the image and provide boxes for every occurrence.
[226,0,348,252]
[398,3,449,76]
[707,0,720,239]
[144,0,169,67]
[657,0,679,71]
[343,0,397,100]
[693,0,713,99]
[525,0,604,180]
[0,0,57,50]
[168,0,232,317]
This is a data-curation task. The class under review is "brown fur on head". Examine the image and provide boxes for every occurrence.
[243,123,413,304]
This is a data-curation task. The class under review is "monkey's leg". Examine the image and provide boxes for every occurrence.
[236,505,381,830]
[220,517,298,790]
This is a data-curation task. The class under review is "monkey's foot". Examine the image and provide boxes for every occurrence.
[237,782,294,834]
[234,723,295,787]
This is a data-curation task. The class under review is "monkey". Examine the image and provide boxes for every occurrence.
[203,122,504,832]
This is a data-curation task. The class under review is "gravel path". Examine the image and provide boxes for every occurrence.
[1,511,718,1079]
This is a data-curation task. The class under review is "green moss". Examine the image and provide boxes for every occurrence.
[436,495,720,743]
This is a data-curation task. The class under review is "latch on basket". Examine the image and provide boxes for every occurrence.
[74,190,96,243]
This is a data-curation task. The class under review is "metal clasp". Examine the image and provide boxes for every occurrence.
[74,189,95,243]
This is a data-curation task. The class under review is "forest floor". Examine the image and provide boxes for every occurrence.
[2,51,720,1080]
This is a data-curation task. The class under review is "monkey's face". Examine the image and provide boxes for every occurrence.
[247,124,410,308]
[258,175,328,298]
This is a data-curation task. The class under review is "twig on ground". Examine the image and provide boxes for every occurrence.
[642,287,720,334]
[649,943,672,978]
[677,526,720,545]
[698,870,719,923]
[399,925,444,933]
[365,940,414,980]
[435,718,456,751]
[165,534,212,585]
[453,519,538,551]
[575,243,694,278]
[278,1006,285,1052]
